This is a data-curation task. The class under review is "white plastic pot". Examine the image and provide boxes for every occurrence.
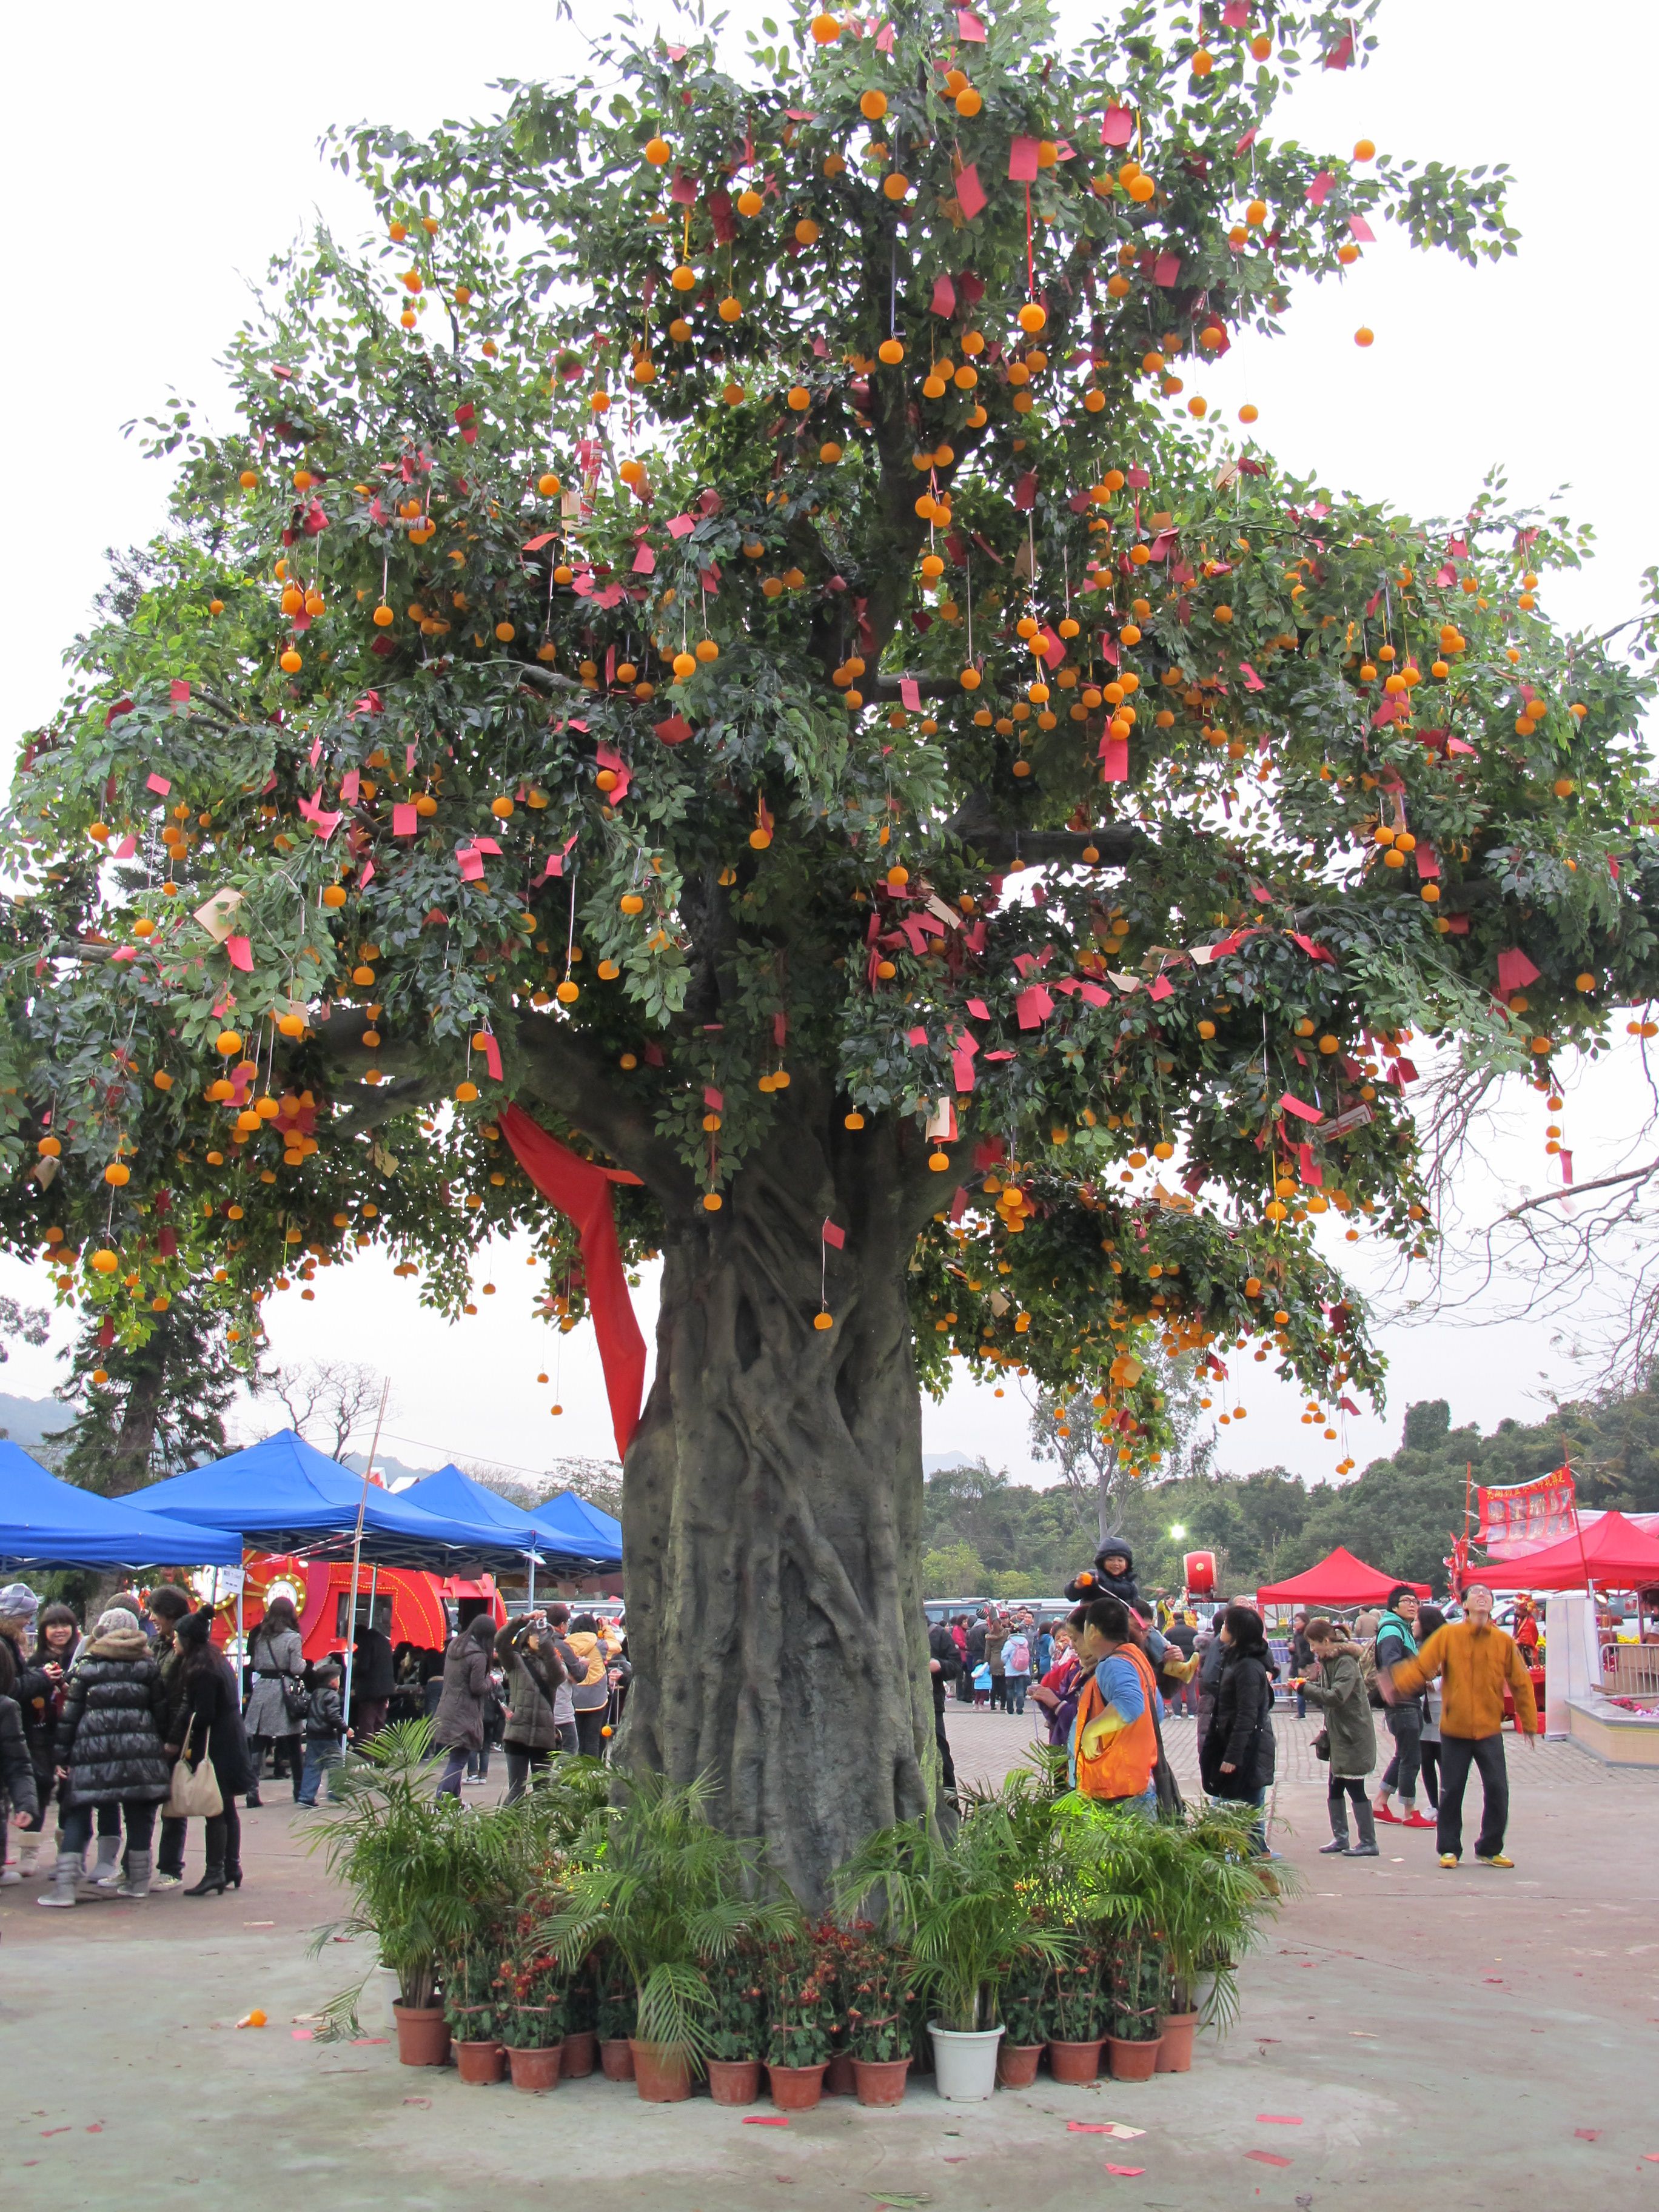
[928,2020,1005,2101]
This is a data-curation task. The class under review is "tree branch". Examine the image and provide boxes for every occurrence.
[512,1008,691,1202]
[1504,1159,1659,1218]
[942,790,1147,870]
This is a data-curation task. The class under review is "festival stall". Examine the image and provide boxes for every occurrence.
[209,1550,507,1663]
[0,1439,242,1572]
[1256,1546,1430,1613]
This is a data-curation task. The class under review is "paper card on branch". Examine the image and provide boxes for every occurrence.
[1307,169,1335,206]
[225,934,254,973]
[900,677,922,711]
[704,1085,725,1111]
[458,850,486,882]
[906,1025,929,1046]
[147,772,172,795]
[632,543,657,574]
[1496,947,1540,992]
[1015,984,1053,1029]
[955,163,986,220]
[925,1098,957,1142]
[1101,105,1134,145]
[967,997,990,1020]
[1238,660,1265,691]
[1100,736,1129,781]
[113,836,136,859]
[956,5,986,36]
[665,513,698,539]
[930,272,957,318]
[480,1033,503,1082]
[1148,974,1174,1001]
[392,803,418,837]
[1007,136,1041,182]
[194,888,243,943]
[821,1216,846,1248]
[1349,213,1376,243]
[1278,1091,1323,1122]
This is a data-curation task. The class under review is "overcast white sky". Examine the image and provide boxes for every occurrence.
[2,1,1654,1487]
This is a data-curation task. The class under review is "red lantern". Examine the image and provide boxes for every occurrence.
[1183,1550,1217,1595]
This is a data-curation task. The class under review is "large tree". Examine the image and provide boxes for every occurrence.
[4,0,1657,1896]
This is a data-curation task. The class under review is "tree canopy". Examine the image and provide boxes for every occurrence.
[3,2,1656,1565]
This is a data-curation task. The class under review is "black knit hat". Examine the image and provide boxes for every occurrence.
[175,1606,216,1647]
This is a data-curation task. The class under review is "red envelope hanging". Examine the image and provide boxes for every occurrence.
[956,164,986,220]
[1007,136,1041,182]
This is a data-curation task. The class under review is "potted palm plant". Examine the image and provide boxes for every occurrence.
[833,1798,1073,2102]
[1147,1800,1289,2065]
[544,1769,799,2102]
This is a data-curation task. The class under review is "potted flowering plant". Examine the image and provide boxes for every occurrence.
[1104,1933,1167,2082]
[444,1939,509,2084]
[763,1929,835,2109]
[701,1939,768,2105]
[996,1948,1051,2088]
[840,1925,916,2106]
[499,1910,569,2093]
[1046,1946,1109,2083]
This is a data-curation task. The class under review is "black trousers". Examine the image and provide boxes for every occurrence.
[1381,1702,1423,1799]
[204,1797,243,1875]
[1436,1732,1509,1860]
[574,1707,608,1758]
[1419,1741,1441,1809]
[933,1700,957,1793]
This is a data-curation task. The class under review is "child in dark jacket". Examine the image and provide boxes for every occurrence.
[1,1646,42,1889]
[297,1661,347,1808]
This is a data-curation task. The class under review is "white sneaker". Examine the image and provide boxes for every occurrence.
[152,1872,184,1890]
[0,1866,21,1886]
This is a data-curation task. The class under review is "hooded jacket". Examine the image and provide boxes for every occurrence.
[494,1619,575,1749]
[1299,1648,1376,1778]
[432,1620,497,1751]
[1199,1632,1278,1798]
[1066,1537,1141,1609]
[177,1643,255,1796]
[54,1628,173,1806]
[563,1627,619,1713]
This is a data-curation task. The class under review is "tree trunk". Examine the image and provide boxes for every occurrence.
[618,1098,947,1908]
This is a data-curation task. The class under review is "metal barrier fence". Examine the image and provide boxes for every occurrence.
[1601,1641,1659,1698]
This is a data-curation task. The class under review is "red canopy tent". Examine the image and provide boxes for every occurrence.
[1257,1546,1430,1610]
[1478,1511,1659,1591]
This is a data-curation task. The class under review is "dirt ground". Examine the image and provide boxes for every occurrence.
[4,1708,1656,2212]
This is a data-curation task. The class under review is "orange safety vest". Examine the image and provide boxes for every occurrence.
[1073,1643,1159,1803]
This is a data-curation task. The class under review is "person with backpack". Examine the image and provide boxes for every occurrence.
[1002,1623,1031,1716]
[1372,1586,1433,1831]
[1298,1615,1379,1855]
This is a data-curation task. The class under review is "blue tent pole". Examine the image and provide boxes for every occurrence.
[340,1378,390,1733]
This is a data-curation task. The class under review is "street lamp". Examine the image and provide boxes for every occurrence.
[1169,1523,1187,1539]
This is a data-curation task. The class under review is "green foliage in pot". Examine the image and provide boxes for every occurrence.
[833,1795,1073,2035]
[497,1889,572,2049]
[701,1938,767,2064]
[545,1768,799,2065]
[1047,1945,1110,2043]
[762,1928,836,2069]
[1105,1932,1168,2043]
[444,1939,508,2045]
[836,1923,916,2063]
[999,1948,1053,2049]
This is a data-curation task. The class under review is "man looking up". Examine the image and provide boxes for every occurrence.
[1382,1583,1539,1869]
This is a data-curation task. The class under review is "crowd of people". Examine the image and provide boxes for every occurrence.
[0,1580,629,1912]
[928,1541,1543,1868]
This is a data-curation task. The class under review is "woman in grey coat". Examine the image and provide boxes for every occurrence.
[242,1596,306,1806]
[431,1614,497,1797]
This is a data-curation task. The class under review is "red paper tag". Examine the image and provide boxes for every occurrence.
[1007,136,1041,183]
[956,163,986,220]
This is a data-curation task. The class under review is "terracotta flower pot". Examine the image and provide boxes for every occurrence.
[561,2029,597,2079]
[706,2058,763,2106]
[766,2062,828,2111]
[825,2051,857,2096]
[454,2037,506,2084]
[1046,2036,1104,2084]
[1106,2033,1162,2082]
[507,2043,563,2093]
[853,2057,910,2107]
[630,2039,691,2102]
[1155,2011,1201,2073]
[600,2037,635,2081]
[996,2042,1045,2088]
[393,2002,451,2069]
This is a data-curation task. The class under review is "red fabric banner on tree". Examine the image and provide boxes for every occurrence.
[498,1105,648,1460]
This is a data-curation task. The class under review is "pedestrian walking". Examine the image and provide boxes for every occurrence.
[469,1661,506,1783]
[172,1608,255,1896]
[432,1613,498,1796]
[984,1612,1009,1711]
[350,1617,397,1739]
[243,1595,306,1808]
[1289,1613,1314,1720]
[14,1600,80,1880]
[495,1615,576,1800]
[1194,1608,1227,1757]
[1198,1605,1278,1854]
[297,1660,347,1804]
[1381,1583,1540,1868]
[0,1638,41,1875]
[1035,1620,1054,1680]
[1298,1615,1378,1855]
[1415,1606,1447,1811]
[1002,1625,1031,1716]
[565,1613,620,1758]
[926,1615,960,1797]
[144,1586,195,1889]
[37,1608,171,1908]
[1372,1586,1433,1831]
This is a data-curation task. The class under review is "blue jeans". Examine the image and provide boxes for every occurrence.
[1004,1673,1028,1715]
[435,1746,469,1797]
[298,1740,343,1804]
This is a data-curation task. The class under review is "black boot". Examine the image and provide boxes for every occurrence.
[185,1862,227,1897]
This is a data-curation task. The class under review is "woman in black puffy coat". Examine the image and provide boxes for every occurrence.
[38,1608,170,1908]
[172,1609,255,1897]
[1198,1604,1279,1855]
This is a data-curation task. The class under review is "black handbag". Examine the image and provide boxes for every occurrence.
[1312,1727,1331,1761]
[280,1674,310,1723]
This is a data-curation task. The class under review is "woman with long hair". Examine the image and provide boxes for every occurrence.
[16,1603,81,1877]
[173,1609,255,1896]
[243,1594,306,1806]
[1198,1603,1280,1855]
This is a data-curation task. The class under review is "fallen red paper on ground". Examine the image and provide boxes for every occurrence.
[1574,2129,1601,2140]
[1246,2150,1292,2167]
[402,2097,432,2108]
[743,2114,789,2126]
[291,2029,313,2040]
[1104,2165,1145,2177]
[1257,2113,1304,2123]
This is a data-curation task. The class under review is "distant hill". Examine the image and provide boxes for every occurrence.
[0,1392,73,1449]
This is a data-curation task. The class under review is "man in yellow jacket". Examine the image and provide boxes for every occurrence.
[1382,1583,1539,1869]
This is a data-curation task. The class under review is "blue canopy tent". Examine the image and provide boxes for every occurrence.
[529,1489,623,1568]
[399,1464,610,1598]
[133,1430,540,1575]
[0,1440,242,1572]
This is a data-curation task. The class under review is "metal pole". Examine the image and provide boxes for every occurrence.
[235,1555,245,1692]
[340,1376,390,1732]
[528,1553,537,1612]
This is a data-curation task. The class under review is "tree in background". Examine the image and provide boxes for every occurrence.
[257,1358,387,1460]
[0,1295,50,1369]
[52,1287,239,1494]
[919,1536,988,1595]
[1031,1346,1213,1542]
[5,1,1657,1894]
